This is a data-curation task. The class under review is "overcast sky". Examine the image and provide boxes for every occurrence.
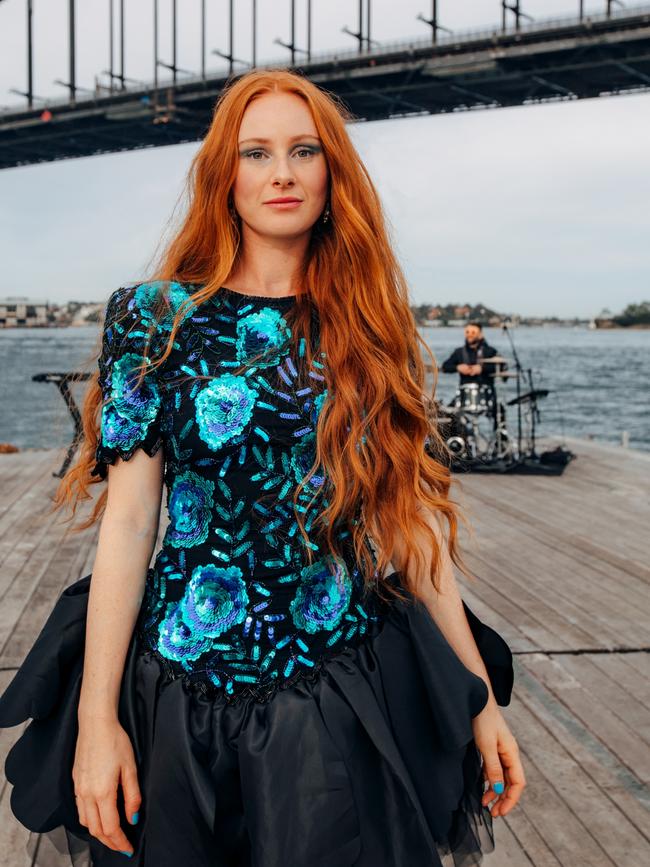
[1,0,649,318]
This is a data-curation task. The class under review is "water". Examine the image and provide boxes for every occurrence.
[0,325,648,453]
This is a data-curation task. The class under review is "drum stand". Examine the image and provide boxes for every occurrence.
[502,324,543,460]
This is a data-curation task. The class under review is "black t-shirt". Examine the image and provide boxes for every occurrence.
[441,339,503,386]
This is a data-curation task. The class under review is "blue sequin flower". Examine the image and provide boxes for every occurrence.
[110,352,161,424]
[133,281,161,312]
[311,388,329,424]
[101,352,161,450]
[289,556,352,633]
[195,373,258,450]
[168,282,194,315]
[157,600,215,662]
[167,470,215,548]
[100,404,149,452]
[156,564,249,662]
[236,308,291,367]
[290,433,325,493]
[182,564,249,637]
[134,280,196,334]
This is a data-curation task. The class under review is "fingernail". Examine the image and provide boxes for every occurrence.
[131,811,139,824]
[119,852,133,858]
[493,781,504,794]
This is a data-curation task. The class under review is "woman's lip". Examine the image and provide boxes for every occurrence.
[264,200,303,209]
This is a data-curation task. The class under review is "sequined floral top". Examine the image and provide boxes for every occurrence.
[92,280,385,703]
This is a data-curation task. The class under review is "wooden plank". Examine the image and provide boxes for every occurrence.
[503,723,616,865]
[522,654,650,783]
[558,654,650,745]
[0,510,76,645]
[468,545,622,650]
[463,487,650,612]
[514,658,650,835]
[0,451,56,526]
[467,524,650,648]
[0,670,31,867]
[489,807,561,867]
[2,518,99,667]
[587,653,650,713]
[461,505,643,649]
[505,688,649,865]
[484,818,536,866]
[469,473,649,562]
[621,651,650,679]
[465,485,650,585]
[458,581,537,653]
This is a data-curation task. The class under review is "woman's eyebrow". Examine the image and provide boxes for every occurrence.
[238,135,321,145]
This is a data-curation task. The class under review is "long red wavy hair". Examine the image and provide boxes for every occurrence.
[51,67,469,605]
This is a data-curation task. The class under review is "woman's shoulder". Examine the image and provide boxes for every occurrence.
[100,280,200,372]
[106,280,197,322]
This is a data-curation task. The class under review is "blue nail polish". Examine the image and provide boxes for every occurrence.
[131,811,139,824]
[493,781,504,794]
[119,852,133,858]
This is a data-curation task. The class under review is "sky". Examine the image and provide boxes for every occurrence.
[0,0,649,318]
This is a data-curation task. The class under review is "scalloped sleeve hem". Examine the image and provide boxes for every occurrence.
[90,430,165,481]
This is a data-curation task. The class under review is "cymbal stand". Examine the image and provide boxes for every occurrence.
[501,324,524,457]
[523,366,542,459]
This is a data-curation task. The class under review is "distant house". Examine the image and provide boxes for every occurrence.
[0,296,50,327]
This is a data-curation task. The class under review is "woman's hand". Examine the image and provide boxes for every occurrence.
[472,700,526,818]
[73,716,142,856]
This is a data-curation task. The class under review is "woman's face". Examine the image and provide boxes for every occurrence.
[232,91,329,240]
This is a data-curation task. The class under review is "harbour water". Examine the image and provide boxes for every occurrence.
[0,323,648,453]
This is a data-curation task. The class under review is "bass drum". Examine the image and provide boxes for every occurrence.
[431,403,469,459]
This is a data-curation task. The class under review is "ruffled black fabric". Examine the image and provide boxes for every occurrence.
[0,571,513,867]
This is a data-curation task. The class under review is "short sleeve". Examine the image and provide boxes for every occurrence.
[90,286,165,481]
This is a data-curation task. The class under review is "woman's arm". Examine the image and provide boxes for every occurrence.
[390,506,500,710]
[78,448,164,722]
[374,501,526,818]
[74,449,164,856]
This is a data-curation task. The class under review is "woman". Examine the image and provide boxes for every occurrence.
[0,68,524,866]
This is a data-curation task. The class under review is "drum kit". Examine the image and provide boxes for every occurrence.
[432,345,552,468]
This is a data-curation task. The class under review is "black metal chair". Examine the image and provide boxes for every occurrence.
[31,372,92,478]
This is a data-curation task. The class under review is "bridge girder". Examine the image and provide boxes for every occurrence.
[1,9,649,170]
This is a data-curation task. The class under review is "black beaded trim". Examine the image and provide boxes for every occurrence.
[90,429,165,481]
[133,614,388,707]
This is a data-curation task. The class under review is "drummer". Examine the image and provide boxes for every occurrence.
[441,321,506,386]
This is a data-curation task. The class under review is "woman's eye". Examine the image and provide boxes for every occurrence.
[242,147,317,160]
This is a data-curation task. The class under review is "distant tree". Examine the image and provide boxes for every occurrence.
[613,301,650,327]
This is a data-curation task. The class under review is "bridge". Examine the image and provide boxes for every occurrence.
[1,1,649,170]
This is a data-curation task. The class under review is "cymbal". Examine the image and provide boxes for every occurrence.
[480,357,509,364]
[507,389,551,406]
[492,371,518,378]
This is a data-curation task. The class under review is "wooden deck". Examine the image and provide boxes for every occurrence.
[1,437,649,866]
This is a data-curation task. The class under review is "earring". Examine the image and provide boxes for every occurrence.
[321,201,331,224]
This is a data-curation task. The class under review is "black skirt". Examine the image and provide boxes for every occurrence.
[0,571,513,867]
